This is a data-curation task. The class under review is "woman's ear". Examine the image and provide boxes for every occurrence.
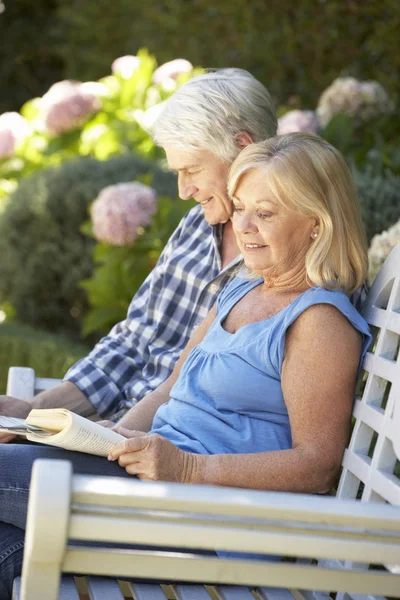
[235,131,254,149]
[310,217,320,238]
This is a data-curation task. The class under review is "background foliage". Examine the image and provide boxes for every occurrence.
[0,153,178,337]
[1,0,399,114]
[0,50,189,199]
[0,0,62,114]
[0,321,89,392]
[1,3,400,389]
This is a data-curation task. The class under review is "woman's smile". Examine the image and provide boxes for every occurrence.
[242,242,269,250]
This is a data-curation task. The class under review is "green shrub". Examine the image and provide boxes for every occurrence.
[0,321,90,394]
[0,153,178,336]
[320,112,400,175]
[352,166,400,242]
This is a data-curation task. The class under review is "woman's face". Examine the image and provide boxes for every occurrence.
[231,166,316,280]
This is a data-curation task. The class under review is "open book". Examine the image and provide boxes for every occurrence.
[0,409,124,457]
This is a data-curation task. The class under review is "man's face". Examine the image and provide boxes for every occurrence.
[165,147,233,225]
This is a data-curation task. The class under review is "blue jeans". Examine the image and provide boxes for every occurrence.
[0,443,133,600]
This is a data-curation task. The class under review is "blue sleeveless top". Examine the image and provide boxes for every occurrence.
[150,277,372,455]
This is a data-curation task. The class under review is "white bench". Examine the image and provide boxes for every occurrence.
[8,245,400,600]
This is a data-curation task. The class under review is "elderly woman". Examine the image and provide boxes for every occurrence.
[106,132,371,491]
[0,133,371,597]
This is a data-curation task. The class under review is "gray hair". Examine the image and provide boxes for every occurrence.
[153,68,277,163]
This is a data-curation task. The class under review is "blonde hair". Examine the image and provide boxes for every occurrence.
[153,68,277,163]
[228,133,368,294]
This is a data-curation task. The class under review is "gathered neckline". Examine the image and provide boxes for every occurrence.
[219,279,312,337]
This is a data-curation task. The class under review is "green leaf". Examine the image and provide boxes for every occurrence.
[320,114,355,154]
[81,306,126,337]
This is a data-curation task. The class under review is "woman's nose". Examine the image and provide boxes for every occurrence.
[234,212,258,233]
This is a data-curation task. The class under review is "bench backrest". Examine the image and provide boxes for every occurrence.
[337,243,400,506]
[329,244,400,600]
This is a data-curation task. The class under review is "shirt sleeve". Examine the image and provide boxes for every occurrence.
[64,211,189,419]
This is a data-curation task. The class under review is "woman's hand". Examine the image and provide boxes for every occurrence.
[108,428,200,483]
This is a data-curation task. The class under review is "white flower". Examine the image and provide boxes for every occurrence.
[277,110,319,135]
[368,220,400,283]
[317,77,392,128]
[133,102,166,133]
[40,80,102,135]
[152,59,193,87]
[91,182,157,246]
[0,112,31,159]
[111,55,140,79]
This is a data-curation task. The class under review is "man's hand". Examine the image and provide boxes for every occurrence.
[108,428,201,483]
[0,395,32,444]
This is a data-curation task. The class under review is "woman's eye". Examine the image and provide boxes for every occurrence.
[258,212,273,220]
[232,205,244,212]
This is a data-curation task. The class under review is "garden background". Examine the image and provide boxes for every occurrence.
[0,0,399,392]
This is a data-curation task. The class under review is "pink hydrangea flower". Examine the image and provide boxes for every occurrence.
[0,112,31,159]
[152,59,193,86]
[277,110,319,135]
[41,80,102,135]
[317,77,392,127]
[91,182,158,246]
[112,55,140,79]
[0,128,15,160]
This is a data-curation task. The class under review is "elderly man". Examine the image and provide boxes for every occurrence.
[0,68,277,436]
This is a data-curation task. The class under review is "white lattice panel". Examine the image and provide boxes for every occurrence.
[338,246,400,504]
[335,245,400,600]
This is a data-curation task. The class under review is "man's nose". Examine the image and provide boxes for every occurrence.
[178,179,198,200]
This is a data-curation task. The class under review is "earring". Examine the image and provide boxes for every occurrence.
[312,232,318,239]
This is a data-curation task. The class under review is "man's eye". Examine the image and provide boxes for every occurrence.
[188,170,200,175]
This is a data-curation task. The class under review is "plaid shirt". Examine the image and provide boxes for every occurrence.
[65,205,241,418]
[65,203,367,419]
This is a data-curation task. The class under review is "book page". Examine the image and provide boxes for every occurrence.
[26,411,125,457]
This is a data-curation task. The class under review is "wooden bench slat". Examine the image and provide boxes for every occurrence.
[256,588,298,600]
[129,583,169,600]
[174,584,212,599]
[11,577,21,600]
[86,576,125,599]
[59,577,81,599]
[214,585,255,599]
[13,575,81,600]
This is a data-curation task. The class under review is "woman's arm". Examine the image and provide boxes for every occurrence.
[115,305,218,433]
[110,303,362,493]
